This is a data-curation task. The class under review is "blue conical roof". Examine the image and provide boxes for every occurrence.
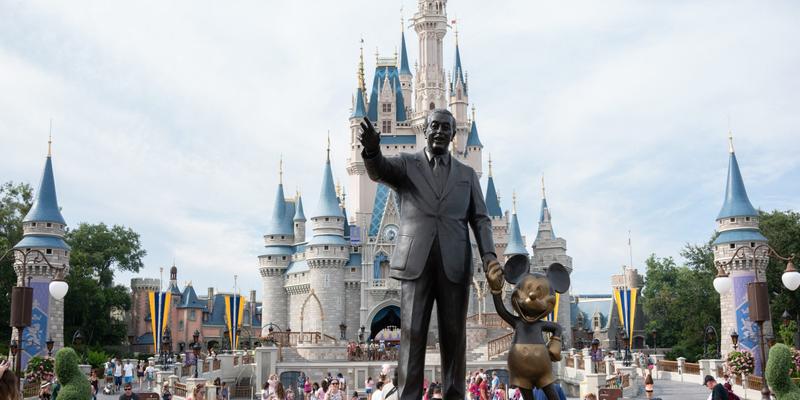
[451,44,467,95]
[23,156,66,225]
[294,195,306,221]
[314,159,344,219]
[485,176,502,218]
[265,183,294,235]
[466,120,483,147]
[342,206,351,239]
[717,152,758,219]
[399,31,412,76]
[505,212,528,256]
[351,87,367,119]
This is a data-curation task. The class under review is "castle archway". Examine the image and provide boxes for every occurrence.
[300,291,324,332]
[368,305,401,341]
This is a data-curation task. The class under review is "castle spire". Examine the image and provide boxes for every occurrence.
[541,174,546,199]
[48,119,52,157]
[358,38,366,92]
[487,153,493,177]
[279,154,283,185]
[716,136,758,219]
[22,139,66,225]
[484,156,502,218]
[505,189,528,256]
[314,139,344,219]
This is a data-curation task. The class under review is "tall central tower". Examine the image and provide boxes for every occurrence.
[413,0,449,112]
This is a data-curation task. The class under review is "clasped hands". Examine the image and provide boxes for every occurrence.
[484,256,504,295]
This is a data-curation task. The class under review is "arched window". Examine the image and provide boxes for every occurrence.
[429,102,435,110]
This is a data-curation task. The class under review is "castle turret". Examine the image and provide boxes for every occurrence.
[464,106,483,174]
[13,139,70,360]
[484,156,508,258]
[294,192,306,243]
[305,141,348,337]
[504,193,528,259]
[398,26,413,110]
[449,39,469,128]
[259,161,293,334]
[713,135,770,363]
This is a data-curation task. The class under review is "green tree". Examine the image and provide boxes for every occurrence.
[64,223,146,347]
[642,246,721,362]
[758,210,800,334]
[0,182,33,349]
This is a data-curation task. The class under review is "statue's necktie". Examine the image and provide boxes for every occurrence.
[432,157,445,192]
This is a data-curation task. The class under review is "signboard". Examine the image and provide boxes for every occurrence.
[599,388,622,400]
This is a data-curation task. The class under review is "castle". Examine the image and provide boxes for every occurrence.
[257,0,576,348]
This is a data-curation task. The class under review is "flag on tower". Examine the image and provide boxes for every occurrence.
[613,287,638,348]
[225,294,246,349]
[148,291,172,354]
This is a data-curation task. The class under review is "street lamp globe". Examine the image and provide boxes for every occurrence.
[781,260,800,291]
[49,278,69,300]
[713,274,733,294]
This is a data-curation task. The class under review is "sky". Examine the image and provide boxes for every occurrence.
[1,1,798,297]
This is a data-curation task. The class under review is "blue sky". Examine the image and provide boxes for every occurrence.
[1,1,798,296]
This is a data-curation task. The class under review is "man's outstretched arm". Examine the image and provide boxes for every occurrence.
[467,169,497,267]
[359,117,405,189]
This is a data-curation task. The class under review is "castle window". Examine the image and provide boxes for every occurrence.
[282,256,287,260]
[382,120,392,133]
[189,310,196,321]
[340,247,344,251]
[730,218,736,223]
[46,249,52,255]
[751,242,756,247]
[325,217,329,221]
[746,217,751,221]
[730,243,736,249]
[280,235,285,239]
[382,103,392,113]
[179,320,184,330]
[46,223,52,227]
[429,102,435,110]
[324,246,329,250]
[31,222,36,227]
[351,268,356,273]
[268,256,272,260]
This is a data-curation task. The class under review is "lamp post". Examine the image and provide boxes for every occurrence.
[703,325,719,359]
[0,248,69,382]
[713,246,798,400]
[46,337,54,358]
[192,342,202,378]
[223,329,230,352]
[730,330,739,351]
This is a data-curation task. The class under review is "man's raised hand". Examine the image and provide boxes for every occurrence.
[359,117,381,155]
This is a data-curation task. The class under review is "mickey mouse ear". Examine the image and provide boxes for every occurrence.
[504,254,530,284]
[547,263,571,293]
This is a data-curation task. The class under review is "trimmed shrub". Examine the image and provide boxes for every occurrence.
[54,348,91,400]
[766,344,800,400]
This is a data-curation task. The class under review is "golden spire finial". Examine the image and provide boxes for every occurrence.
[488,153,493,177]
[296,186,301,198]
[327,130,331,161]
[541,174,546,199]
[358,38,366,92]
[279,154,283,184]
[728,130,735,154]
[335,180,342,199]
[512,190,517,214]
[48,119,53,157]
[471,104,476,122]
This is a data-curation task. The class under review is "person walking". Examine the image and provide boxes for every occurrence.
[119,383,139,400]
[325,379,344,400]
[114,360,124,393]
[644,373,654,399]
[365,377,374,400]
[145,363,156,391]
[161,383,172,400]
[704,375,728,400]
[89,370,99,400]
[123,360,135,388]
[136,360,145,389]
[272,382,287,400]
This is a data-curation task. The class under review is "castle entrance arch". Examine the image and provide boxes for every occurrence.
[368,304,401,342]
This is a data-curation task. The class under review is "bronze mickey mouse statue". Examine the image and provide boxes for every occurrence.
[486,254,570,400]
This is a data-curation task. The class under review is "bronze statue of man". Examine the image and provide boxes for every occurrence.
[359,110,499,400]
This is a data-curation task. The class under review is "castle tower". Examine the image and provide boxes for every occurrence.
[12,139,70,362]
[294,192,306,243]
[129,277,160,348]
[504,193,528,259]
[398,26,413,111]
[713,136,770,363]
[484,157,508,258]
[413,0,448,112]
[530,178,573,347]
[258,162,294,335]
[464,107,484,174]
[448,39,469,143]
[305,143,348,337]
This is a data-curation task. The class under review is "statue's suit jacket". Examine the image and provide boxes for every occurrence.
[363,149,495,283]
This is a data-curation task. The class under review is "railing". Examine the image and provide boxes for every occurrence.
[488,332,513,358]
[203,360,210,372]
[605,374,631,389]
[596,361,607,374]
[263,331,323,346]
[576,356,585,370]
[716,365,725,378]
[566,357,575,368]
[746,375,763,391]
[231,385,253,399]
[213,359,221,370]
[370,279,400,290]
[242,354,254,364]
[22,380,40,397]
[174,382,187,397]
[683,362,700,375]
[233,356,239,366]
[347,343,399,361]
[482,313,512,329]
[657,360,679,372]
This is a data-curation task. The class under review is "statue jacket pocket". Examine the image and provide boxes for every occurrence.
[390,234,413,270]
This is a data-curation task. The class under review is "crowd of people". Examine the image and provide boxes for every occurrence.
[346,341,399,362]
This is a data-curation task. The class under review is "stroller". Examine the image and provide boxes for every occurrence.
[102,382,115,395]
